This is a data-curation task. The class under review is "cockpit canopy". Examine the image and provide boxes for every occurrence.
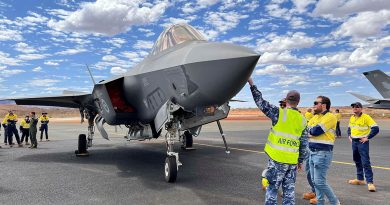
[151,24,206,55]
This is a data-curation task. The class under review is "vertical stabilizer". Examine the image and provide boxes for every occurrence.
[363,70,390,98]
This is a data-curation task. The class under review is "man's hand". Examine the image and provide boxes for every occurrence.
[359,137,369,143]
[297,163,303,172]
[248,77,254,86]
[348,136,352,143]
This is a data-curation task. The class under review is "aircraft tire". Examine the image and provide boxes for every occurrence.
[184,131,193,148]
[78,134,87,153]
[164,156,177,183]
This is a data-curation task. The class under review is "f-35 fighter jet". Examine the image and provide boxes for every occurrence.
[5,24,260,182]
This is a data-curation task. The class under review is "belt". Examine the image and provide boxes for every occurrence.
[309,147,333,152]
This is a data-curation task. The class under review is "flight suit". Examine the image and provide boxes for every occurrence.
[29,116,38,148]
[2,118,8,144]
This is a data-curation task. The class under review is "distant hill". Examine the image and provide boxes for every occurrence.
[0,100,15,105]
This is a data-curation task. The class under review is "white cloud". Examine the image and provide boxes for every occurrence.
[138,28,155,37]
[273,75,307,86]
[14,42,37,53]
[30,79,60,87]
[1,69,25,76]
[110,66,127,75]
[0,51,22,66]
[265,3,291,20]
[44,61,59,66]
[197,0,220,7]
[0,26,23,41]
[333,10,390,39]
[106,38,126,48]
[329,81,343,87]
[316,47,382,68]
[102,55,118,62]
[256,32,315,53]
[56,48,87,55]
[205,11,249,33]
[329,67,350,75]
[48,0,169,36]
[255,64,290,75]
[292,0,315,13]
[248,19,269,30]
[133,40,154,50]
[226,35,253,43]
[18,53,48,61]
[258,51,316,65]
[313,0,390,19]
[32,66,42,72]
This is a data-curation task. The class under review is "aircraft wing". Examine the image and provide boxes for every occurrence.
[363,70,390,98]
[347,91,380,104]
[1,91,93,108]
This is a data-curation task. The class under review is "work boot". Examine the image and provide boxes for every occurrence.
[25,142,30,145]
[348,179,366,185]
[309,198,317,204]
[303,192,316,200]
[368,183,376,192]
[18,144,23,147]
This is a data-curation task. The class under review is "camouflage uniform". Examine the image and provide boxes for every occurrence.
[250,85,308,205]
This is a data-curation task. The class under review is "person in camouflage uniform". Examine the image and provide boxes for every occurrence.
[248,78,308,205]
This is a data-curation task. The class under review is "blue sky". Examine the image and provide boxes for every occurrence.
[0,0,389,108]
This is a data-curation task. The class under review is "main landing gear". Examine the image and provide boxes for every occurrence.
[164,121,182,183]
[75,111,96,157]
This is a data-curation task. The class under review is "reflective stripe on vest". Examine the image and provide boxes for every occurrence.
[264,108,305,164]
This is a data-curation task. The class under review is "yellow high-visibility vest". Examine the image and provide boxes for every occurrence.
[308,112,336,145]
[20,119,30,129]
[305,112,313,122]
[264,108,306,164]
[349,113,377,139]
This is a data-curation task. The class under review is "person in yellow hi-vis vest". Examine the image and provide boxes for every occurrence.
[348,102,379,192]
[248,78,308,205]
[307,96,340,205]
[39,112,50,141]
[20,115,31,145]
[4,110,22,147]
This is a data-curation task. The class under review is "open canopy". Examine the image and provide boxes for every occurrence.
[151,24,206,55]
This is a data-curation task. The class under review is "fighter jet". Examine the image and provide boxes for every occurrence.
[3,24,260,182]
[348,69,390,109]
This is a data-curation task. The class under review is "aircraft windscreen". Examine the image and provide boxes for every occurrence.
[151,24,206,55]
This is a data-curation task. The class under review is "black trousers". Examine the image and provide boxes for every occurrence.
[3,126,7,143]
[21,128,29,143]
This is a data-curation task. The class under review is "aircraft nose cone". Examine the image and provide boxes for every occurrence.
[182,43,260,107]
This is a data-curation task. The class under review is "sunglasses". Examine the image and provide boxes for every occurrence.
[313,101,322,105]
[352,106,362,108]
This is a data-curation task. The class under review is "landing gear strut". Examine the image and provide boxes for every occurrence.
[164,121,182,183]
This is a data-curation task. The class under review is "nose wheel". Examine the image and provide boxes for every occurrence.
[164,155,178,183]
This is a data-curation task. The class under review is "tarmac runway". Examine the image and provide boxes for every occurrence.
[0,119,389,205]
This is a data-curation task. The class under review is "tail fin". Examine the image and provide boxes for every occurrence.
[363,70,390,98]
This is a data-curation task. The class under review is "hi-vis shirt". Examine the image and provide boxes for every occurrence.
[335,113,342,122]
[4,114,18,125]
[20,119,30,129]
[305,112,314,122]
[39,116,49,124]
[349,113,378,139]
[308,111,336,150]
[2,118,7,125]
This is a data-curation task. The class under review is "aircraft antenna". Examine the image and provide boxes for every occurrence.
[86,64,96,85]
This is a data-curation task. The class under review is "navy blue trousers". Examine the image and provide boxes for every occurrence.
[352,140,373,183]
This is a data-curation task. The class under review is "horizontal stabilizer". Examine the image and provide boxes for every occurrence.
[347,91,379,104]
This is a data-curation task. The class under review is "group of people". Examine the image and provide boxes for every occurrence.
[1,110,50,149]
[248,79,379,205]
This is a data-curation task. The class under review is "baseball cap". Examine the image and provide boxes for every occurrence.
[351,102,363,108]
[286,90,300,102]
